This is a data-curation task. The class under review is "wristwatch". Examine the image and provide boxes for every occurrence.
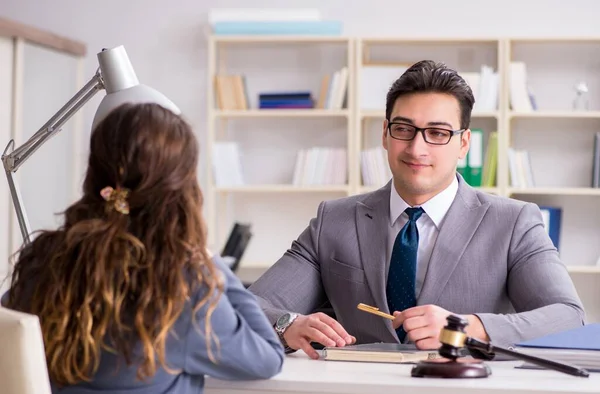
[274,312,298,351]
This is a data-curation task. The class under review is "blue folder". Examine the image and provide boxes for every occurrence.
[517,324,600,351]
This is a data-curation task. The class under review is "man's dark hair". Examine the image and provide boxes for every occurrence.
[385,60,475,129]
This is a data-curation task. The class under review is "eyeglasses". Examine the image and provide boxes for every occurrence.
[387,122,465,145]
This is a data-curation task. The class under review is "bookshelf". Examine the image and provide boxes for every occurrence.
[504,38,600,272]
[206,35,600,322]
[206,35,355,258]
[354,37,505,196]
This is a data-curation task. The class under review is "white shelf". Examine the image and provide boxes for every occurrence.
[215,185,351,193]
[360,110,499,119]
[508,188,600,196]
[567,266,600,274]
[509,111,600,119]
[359,186,501,195]
[360,37,501,45]
[211,35,350,44]
[214,109,349,118]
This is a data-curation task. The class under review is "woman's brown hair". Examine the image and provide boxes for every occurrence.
[7,103,223,386]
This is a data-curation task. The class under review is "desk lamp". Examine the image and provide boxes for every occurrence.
[411,314,589,379]
[2,45,180,244]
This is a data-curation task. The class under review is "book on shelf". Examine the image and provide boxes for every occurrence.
[468,129,483,186]
[507,147,535,188]
[212,21,343,36]
[212,142,245,187]
[461,65,499,112]
[292,147,347,186]
[258,91,314,109]
[322,342,440,364]
[360,146,392,188]
[458,130,497,188]
[509,62,536,112]
[539,206,562,250]
[592,132,600,188]
[208,8,342,36]
[481,131,498,187]
[315,66,348,110]
[214,74,248,110]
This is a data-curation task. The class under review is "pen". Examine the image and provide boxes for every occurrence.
[357,303,395,320]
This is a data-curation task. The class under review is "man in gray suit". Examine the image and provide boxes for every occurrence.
[249,60,585,360]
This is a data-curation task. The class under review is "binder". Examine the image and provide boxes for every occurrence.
[468,129,483,187]
[538,206,562,250]
[517,324,600,351]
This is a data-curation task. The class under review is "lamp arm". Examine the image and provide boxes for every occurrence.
[1,70,105,244]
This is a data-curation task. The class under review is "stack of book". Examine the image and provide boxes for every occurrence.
[315,66,349,110]
[258,92,313,109]
[208,8,342,36]
[509,61,537,112]
[361,147,392,187]
[461,65,499,112]
[292,147,347,185]
[507,147,535,188]
[458,130,498,188]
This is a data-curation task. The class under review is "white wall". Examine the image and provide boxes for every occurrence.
[2,0,600,195]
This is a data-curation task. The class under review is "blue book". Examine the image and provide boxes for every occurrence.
[539,206,562,250]
[213,21,343,36]
[259,99,313,105]
[517,324,600,351]
[259,92,312,100]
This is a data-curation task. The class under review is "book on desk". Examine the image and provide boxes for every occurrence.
[515,323,600,372]
[322,343,440,364]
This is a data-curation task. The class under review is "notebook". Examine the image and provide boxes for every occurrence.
[322,342,441,364]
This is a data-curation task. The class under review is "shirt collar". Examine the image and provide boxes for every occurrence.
[389,175,459,229]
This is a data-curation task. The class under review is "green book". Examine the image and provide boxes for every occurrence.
[482,131,498,187]
[468,129,484,187]
[457,151,470,184]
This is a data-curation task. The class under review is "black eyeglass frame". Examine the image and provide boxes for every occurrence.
[386,121,466,145]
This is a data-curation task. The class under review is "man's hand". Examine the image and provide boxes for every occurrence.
[392,305,489,350]
[282,312,356,359]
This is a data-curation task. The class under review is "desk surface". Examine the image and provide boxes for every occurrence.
[205,351,600,394]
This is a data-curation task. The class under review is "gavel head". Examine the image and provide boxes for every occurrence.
[438,314,469,360]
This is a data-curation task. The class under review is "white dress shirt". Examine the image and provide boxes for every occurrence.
[387,176,459,298]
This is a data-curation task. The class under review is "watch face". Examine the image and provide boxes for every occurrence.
[276,313,291,328]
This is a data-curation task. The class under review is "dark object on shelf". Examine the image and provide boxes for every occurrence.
[221,222,252,273]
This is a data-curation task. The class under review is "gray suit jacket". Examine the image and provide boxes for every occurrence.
[249,174,585,347]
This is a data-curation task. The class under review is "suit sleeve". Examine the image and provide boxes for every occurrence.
[475,202,585,347]
[184,255,284,380]
[248,201,328,325]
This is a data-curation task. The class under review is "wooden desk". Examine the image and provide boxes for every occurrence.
[205,351,600,394]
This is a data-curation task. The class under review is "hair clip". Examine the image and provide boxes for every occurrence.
[100,186,130,215]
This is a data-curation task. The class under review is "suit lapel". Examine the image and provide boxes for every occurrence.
[356,182,397,341]
[418,176,490,306]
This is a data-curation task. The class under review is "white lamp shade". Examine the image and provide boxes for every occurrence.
[91,45,180,130]
[92,84,181,130]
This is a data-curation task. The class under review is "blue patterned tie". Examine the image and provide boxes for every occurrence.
[386,207,424,342]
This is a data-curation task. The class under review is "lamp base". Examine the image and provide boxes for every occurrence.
[411,359,491,379]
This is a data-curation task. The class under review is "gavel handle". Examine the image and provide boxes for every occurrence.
[464,337,589,378]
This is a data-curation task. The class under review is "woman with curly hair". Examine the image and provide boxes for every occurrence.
[2,103,284,393]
